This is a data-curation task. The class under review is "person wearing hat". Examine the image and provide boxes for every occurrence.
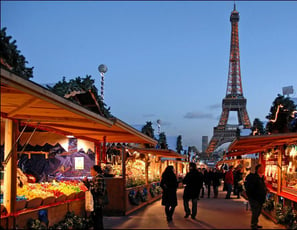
[182,162,204,220]
[83,165,107,229]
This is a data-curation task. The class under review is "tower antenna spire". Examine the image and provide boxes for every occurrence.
[234,0,236,10]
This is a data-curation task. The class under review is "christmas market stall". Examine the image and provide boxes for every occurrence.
[105,147,186,216]
[0,68,157,228]
[227,133,297,228]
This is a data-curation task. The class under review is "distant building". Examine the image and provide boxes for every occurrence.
[202,136,208,152]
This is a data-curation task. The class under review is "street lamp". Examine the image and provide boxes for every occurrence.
[98,64,108,101]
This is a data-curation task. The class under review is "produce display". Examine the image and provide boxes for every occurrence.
[17,180,87,200]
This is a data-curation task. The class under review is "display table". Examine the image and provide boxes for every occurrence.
[0,197,84,229]
[103,177,162,216]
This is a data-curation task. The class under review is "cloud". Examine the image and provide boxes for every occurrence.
[159,121,171,127]
[184,111,214,119]
[142,113,155,118]
[209,103,221,110]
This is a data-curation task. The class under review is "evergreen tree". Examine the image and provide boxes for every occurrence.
[0,27,34,79]
[266,94,297,133]
[141,121,155,139]
[46,75,112,118]
[251,118,265,135]
[158,132,168,149]
[176,135,183,153]
[141,121,155,148]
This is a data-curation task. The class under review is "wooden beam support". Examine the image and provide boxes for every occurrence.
[3,118,18,214]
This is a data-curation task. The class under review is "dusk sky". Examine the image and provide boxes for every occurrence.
[1,1,297,151]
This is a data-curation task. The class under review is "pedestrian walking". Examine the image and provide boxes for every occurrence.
[197,168,204,199]
[199,168,206,198]
[83,165,108,230]
[183,162,204,219]
[212,168,222,198]
[224,165,234,199]
[160,165,178,222]
[233,165,243,199]
[244,164,267,229]
[204,168,212,198]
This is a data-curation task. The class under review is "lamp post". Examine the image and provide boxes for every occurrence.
[98,64,108,101]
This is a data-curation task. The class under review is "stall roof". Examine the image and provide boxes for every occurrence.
[1,68,157,145]
[227,133,297,157]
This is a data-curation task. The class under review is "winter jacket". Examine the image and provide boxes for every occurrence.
[161,172,178,206]
[224,170,234,185]
[244,173,267,204]
[183,169,204,199]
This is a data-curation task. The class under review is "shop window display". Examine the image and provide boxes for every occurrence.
[148,156,161,183]
[282,145,297,195]
[264,150,279,192]
[126,158,146,187]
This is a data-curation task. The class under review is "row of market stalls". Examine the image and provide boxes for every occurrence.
[226,132,297,226]
[0,68,188,229]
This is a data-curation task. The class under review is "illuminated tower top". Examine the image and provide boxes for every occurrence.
[226,3,243,98]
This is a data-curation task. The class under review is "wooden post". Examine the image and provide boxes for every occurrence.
[145,156,149,185]
[159,159,162,179]
[95,141,101,166]
[102,136,106,163]
[277,147,283,194]
[122,146,126,212]
[3,119,18,215]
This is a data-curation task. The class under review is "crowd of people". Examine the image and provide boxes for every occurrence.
[84,162,266,230]
[160,163,266,230]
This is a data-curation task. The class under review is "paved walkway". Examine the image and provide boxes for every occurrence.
[103,186,285,229]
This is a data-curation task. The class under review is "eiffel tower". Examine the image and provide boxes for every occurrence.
[206,4,251,154]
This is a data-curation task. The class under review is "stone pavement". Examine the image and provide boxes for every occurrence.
[103,186,285,229]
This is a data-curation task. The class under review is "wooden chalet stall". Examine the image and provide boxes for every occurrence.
[104,147,186,216]
[227,133,297,225]
[0,68,157,228]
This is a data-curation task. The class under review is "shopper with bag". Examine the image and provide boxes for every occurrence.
[83,165,108,229]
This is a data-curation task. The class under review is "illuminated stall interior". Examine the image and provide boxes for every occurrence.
[227,133,297,222]
[1,68,157,221]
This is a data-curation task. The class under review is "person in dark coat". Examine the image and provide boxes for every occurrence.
[160,165,178,222]
[83,165,107,230]
[233,165,243,199]
[183,162,204,219]
[212,168,222,198]
[204,168,212,198]
[199,168,206,198]
[245,164,267,229]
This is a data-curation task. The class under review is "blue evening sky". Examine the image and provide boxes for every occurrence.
[1,1,297,151]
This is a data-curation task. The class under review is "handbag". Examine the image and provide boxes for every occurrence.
[85,190,94,212]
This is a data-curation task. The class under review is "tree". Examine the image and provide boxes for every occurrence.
[176,135,183,153]
[266,94,297,133]
[0,27,33,79]
[158,132,168,149]
[141,121,155,148]
[141,121,155,139]
[251,118,265,135]
[47,75,112,118]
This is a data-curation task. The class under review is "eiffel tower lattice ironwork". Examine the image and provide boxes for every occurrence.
[206,4,251,154]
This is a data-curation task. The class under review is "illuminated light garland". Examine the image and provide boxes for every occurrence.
[269,104,283,123]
